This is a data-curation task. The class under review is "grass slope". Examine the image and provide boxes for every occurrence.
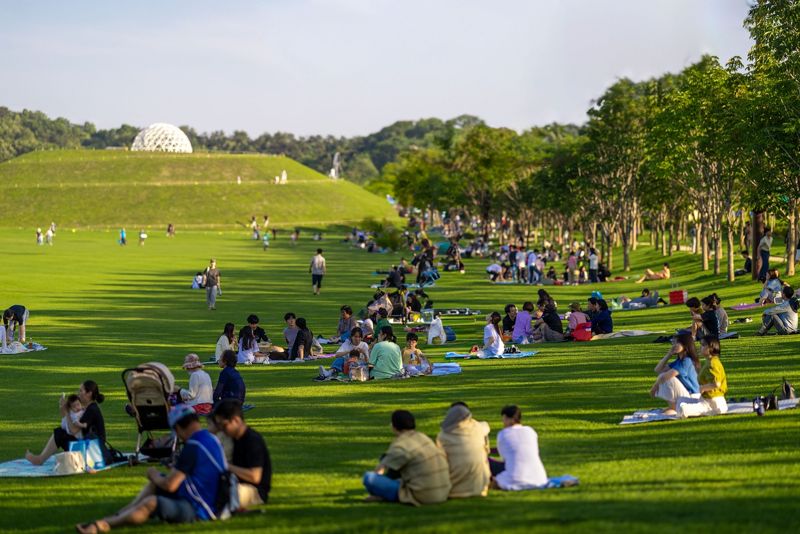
[0,150,398,229]
[0,229,798,533]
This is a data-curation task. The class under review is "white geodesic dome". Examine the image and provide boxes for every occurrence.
[131,123,193,153]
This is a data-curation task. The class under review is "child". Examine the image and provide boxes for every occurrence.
[262,232,270,250]
[402,332,431,376]
[191,272,204,289]
[61,394,86,440]
[375,308,390,331]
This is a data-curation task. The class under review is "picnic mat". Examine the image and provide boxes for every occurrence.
[444,351,537,360]
[369,283,436,290]
[619,398,799,425]
[315,363,462,382]
[1,341,47,354]
[591,330,662,340]
[543,475,579,489]
[0,456,129,478]
[730,302,762,311]
[203,354,336,366]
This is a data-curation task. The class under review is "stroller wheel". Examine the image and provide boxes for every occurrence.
[127,454,140,467]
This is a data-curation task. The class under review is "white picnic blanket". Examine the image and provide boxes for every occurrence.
[444,351,537,360]
[620,398,799,425]
[430,363,462,376]
[0,455,130,478]
[592,330,663,340]
[1,341,47,354]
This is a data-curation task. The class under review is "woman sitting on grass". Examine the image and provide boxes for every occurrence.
[179,354,213,415]
[215,322,236,362]
[687,296,719,340]
[677,337,728,418]
[336,305,356,342]
[489,405,548,490]
[369,326,403,379]
[590,299,613,335]
[483,312,505,356]
[318,327,370,378]
[237,327,264,364]
[758,269,783,304]
[650,331,700,415]
[214,350,246,404]
[531,300,565,342]
[511,301,535,344]
[635,263,671,284]
[26,380,107,465]
[290,317,314,360]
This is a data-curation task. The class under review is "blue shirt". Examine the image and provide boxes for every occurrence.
[214,366,246,404]
[668,357,700,394]
[175,429,226,520]
[591,310,613,334]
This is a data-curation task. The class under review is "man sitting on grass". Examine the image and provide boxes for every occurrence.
[363,410,451,505]
[75,405,226,533]
[213,399,272,508]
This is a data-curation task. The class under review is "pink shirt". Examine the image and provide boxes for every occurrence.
[568,311,589,331]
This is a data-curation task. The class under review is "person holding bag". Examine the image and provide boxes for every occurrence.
[25,380,106,465]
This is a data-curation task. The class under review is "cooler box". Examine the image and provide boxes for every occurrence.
[669,290,687,305]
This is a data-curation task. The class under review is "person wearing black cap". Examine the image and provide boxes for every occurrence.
[75,405,227,533]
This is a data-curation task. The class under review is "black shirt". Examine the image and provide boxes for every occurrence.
[743,257,752,273]
[239,326,269,344]
[502,315,516,333]
[290,329,313,359]
[80,402,106,441]
[541,308,563,333]
[232,427,272,502]
[700,310,720,339]
[386,270,404,288]
[3,305,26,326]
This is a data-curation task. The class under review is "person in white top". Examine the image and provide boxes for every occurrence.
[482,312,505,357]
[319,327,370,378]
[179,353,214,415]
[427,313,447,345]
[491,405,548,490]
[588,248,599,283]
[215,323,236,362]
[310,248,327,295]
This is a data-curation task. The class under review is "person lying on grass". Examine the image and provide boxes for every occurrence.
[75,405,227,533]
[369,326,403,379]
[757,285,799,336]
[212,399,271,509]
[650,330,701,416]
[402,332,431,376]
[635,262,671,284]
[489,405,548,491]
[436,402,491,498]
[362,410,451,505]
[26,380,106,465]
[619,288,666,309]
[677,337,728,418]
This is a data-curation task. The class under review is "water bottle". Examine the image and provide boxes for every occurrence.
[752,397,765,416]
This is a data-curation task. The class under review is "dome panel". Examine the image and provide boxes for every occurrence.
[131,123,192,153]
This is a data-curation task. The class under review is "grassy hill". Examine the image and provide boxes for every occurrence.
[0,150,399,228]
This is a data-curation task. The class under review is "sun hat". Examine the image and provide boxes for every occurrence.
[182,353,203,370]
[168,404,196,429]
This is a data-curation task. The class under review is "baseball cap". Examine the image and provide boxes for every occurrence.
[168,404,196,429]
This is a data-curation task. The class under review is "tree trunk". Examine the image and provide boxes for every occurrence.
[726,218,735,282]
[786,201,797,276]
[713,230,721,275]
[752,211,765,281]
[661,223,668,256]
[668,221,674,256]
[606,232,614,272]
[701,225,709,271]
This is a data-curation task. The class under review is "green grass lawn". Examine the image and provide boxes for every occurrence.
[0,150,398,229]
[0,229,798,533]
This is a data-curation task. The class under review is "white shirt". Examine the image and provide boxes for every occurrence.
[759,235,773,252]
[487,263,502,274]
[215,334,234,361]
[526,251,537,267]
[310,254,327,275]
[180,370,214,406]
[238,338,258,364]
[61,410,85,439]
[495,424,548,490]
[0,327,6,351]
[427,317,446,345]
[589,253,598,270]
[336,339,369,358]
[483,324,505,354]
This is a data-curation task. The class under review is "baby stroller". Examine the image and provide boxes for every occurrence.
[122,362,178,460]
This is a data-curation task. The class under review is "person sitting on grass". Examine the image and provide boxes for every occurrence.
[362,410,451,505]
[402,332,432,376]
[215,323,236,362]
[650,330,701,416]
[436,402,491,499]
[482,312,506,356]
[502,304,517,340]
[290,317,313,360]
[283,312,298,351]
[375,308,391,331]
[677,337,728,418]
[566,302,590,335]
[590,299,613,335]
[758,269,783,304]
[489,405,548,490]
[757,285,799,336]
[532,300,565,342]
[212,399,272,509]
[239,314,270,347]
[635,263,671,284]
[75,405,227,533]
[369,326,403,379]
[511,301,535,344]
[710,293,729,335]
[60,394,86,440]
[734,250,752,277]
[687,296,719,340]
[318,327,370,379]
[237,327,264,364]
[26,380,106,466]
[337,305,356,342]
[214,350,246,405]
[179,354,214,415]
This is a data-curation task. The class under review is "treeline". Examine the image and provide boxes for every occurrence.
[0,105,483,186]
[388,0,800,281]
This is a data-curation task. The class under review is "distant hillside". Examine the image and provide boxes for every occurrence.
[0,150,399,228]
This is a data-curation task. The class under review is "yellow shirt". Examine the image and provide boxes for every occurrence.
[382,430,451,506]
[402,347,423,366]
[699,356,727,399]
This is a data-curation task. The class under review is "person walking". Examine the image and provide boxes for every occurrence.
[203,259,221,310]
[310,248,326,296]
[758,226,773,282]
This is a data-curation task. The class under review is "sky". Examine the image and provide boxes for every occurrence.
[0,0,754,137]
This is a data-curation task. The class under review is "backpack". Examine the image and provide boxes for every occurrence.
[572,322,593,342]
[780,378,795,400]
[215,470,241,520]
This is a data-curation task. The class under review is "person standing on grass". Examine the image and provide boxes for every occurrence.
[4,304,29,343]
[310,248,326,295]
[362,410,451,505]
[212,399,272,509]
[588,248,599,283]
[119,228,127,246]
[758,226,773,282]
[203,259,221,310]
[75,405,226,533]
